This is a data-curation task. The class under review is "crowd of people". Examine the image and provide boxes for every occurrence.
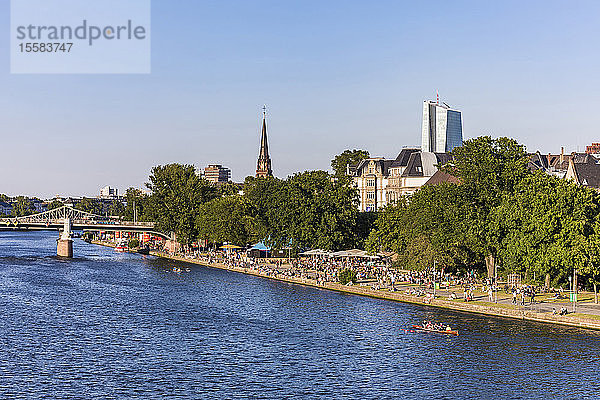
[145,246,578,312]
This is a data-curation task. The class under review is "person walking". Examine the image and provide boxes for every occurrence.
[512,289,517,305]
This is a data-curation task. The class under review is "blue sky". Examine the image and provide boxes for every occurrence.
[2,0,600,198]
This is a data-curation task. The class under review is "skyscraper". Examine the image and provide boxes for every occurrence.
[256,108,273,178]
[421,100,463,153]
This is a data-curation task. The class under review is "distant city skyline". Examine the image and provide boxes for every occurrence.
[2,0,600,198]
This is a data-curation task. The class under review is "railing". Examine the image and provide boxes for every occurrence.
[0,205,156,229]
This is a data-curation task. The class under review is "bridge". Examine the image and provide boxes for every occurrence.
[0,205,166,257]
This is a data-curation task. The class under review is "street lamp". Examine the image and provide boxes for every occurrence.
[494,263,498,303]
[433,260,437,298]
[573,269,577,313]
[569,275,573,313]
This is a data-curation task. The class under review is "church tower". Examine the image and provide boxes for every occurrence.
[256,107,273,178]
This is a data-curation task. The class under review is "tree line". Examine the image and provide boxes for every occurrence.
[140,164,373,251]
[366,136,600,300]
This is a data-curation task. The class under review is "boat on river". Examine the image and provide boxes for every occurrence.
[411,324,459,336]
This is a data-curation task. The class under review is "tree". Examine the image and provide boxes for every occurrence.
[331,149,370,179]
[197,195,257,246]
[244,172,361,251]
[366,182,476,272]
[492,172,597,287]
[11,196,35,217]
[146,164,217,244]
[442,136,529,278]
[281,170,360,250]
[76,197,103,215]
[243,175,287,245]
[108,200,125,217]
[47,200,63,210]
[124,187,152,221]
[216,182,241,197]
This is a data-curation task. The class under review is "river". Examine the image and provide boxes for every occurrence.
[0,231,598,399]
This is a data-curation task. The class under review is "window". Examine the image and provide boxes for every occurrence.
[367,179,375,187]
[367,191,375,200]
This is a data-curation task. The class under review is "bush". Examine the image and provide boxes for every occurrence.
[128,238,140,248]
[338,268,357,285]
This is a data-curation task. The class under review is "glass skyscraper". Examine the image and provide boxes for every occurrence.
[421,100,463,153]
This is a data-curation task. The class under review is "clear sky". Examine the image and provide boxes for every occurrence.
[2,0,600,198]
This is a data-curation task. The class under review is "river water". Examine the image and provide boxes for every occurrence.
[0,231,599,399]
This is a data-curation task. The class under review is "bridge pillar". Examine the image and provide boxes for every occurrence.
[57,218,73,258]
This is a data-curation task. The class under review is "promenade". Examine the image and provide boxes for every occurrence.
[147,249,600,332]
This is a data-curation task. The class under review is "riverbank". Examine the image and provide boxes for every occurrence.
[148,250,600,331]
[90,240,600,331]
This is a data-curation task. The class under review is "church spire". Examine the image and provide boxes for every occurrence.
[256,106,273,178]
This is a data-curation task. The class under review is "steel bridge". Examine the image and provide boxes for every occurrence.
[0,205,167,256]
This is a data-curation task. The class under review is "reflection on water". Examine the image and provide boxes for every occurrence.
[0,231,599,399]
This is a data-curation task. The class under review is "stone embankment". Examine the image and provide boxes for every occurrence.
[151,251,600,332]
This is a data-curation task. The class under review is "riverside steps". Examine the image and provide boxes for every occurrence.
[147,251,600,332]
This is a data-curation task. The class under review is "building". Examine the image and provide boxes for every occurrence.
[100,186,118,199]
[565,154,600,190]
[353,150,452,211]
[385,148,420,203]
[203,164,231,184]
[421,100,463,153]
[256,108,273,178]
[586,143,600,156]
[528,148,590,179]
[354,158,393,211]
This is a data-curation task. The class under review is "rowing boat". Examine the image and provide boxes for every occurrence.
[411,325,459,336]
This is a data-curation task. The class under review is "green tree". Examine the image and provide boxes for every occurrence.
[108,200,125,217]
[493,172,599,288]
[47,200,63,210]
[124,188,152,221]
[197,195,257,246]
[331,149,370,179]
[282,170,360,250]
[367,183,476,272]
[442,136,529,278]
[244,172,361,250]
[216,182,241,197]
[243,175,287,245]
[11,196,35,217]
[76,197,103,215]
[146,164,217,244]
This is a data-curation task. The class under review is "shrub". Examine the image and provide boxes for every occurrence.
[129,238,140,248]
[338,268,357,285]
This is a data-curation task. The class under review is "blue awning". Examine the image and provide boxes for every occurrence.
[250,242,271,251]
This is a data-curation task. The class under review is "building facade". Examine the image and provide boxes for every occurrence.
[100,186,118,199]
[421,100,463,153]
[256,109,273,178]
[354,158,392,212]
[353,151,452,211]
[203,164,231,183]
[586,143,600,156]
